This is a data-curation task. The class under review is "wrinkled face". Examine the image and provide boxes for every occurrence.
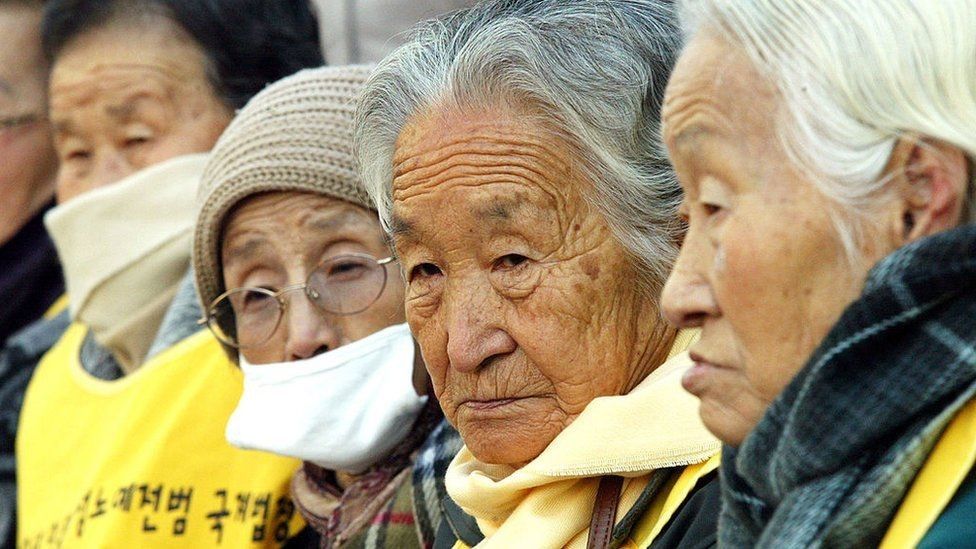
[221,192,406,365]
[660,32,888,446]
[0,5,57,243]
[49,20,232,203]
[391,107,675,467]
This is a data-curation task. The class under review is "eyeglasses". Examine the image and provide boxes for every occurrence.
[201,253,397,349]
[0,113,43,132]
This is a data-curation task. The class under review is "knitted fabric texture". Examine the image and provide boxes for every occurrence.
[193,65,375,359]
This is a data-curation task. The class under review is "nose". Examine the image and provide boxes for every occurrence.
[661,243,719,328]
[283,294,341,361]
[88,148,135,190]
[444,279,517,373]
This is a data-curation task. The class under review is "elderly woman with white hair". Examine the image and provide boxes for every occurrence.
[662,0,976,547]
[356,1,721,548]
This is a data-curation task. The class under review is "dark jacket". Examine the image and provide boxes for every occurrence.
[0,205,63,346]
[0,312,70,549]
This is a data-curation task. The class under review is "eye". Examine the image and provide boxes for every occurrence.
[494,254,529,270]
[409,263,442,281]
[124,135,152,148]
[63,149,91,162]
[228,288,278,315]
[701,202,723,217]
[324,258,369,280]
[242,291,274,306]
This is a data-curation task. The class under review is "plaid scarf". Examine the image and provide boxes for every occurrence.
[411,420,464,544]
[721,225,976,548]
[293,400,453,548]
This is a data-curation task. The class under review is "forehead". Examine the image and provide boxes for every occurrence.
[49,21,208,112]
[391,107,579,229]
[662,31,779,153]
[0,6,45,100]
[223,192,379,248]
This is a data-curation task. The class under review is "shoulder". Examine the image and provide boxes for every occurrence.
[647,470,720,549]
[918,466,976,549]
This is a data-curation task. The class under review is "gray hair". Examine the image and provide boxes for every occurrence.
[356,0,684,297]
[679,0,976,262]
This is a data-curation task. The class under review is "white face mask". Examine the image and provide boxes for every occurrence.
[225,323,428,474]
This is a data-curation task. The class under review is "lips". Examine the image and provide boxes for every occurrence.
[683,350,726,396]
[461,398,520,411]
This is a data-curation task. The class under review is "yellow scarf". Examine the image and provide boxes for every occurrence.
[446,329,719,548]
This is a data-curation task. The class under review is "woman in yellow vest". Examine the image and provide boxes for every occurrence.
[355,2,722,547]
[660,1,976,546]
[17,1,322,546]
[192,65,465,548]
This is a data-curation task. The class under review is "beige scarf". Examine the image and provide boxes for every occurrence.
[45,154,209,372]
[446,329,719,548]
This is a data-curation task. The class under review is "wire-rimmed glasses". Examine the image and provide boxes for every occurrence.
[202,253,397,349]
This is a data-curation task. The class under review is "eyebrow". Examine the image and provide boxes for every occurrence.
[105,102,137,121]
[477,200,513,221]
[668,123,711,151]
[389,215,415,239]
[223,238,269,267]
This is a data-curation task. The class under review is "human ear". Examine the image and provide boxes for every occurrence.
[887,136,969,245]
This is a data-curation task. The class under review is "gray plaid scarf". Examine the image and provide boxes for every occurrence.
[720,225,976,548]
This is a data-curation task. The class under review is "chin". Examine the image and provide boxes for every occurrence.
[699,400,751,447]
[459,419,553,467]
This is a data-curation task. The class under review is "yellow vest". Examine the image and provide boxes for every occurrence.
[17,323,304,548]
[880,398,976,548]
[453,455,720,549]
[42,295,69,320]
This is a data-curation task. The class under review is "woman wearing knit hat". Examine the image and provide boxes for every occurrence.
[16,1,321,546]
[194,65,462,548]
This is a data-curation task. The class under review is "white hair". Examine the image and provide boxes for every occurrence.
[679,0,976,260]
[355,0,684,297]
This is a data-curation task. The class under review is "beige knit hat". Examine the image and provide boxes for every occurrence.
[193,65,375,358]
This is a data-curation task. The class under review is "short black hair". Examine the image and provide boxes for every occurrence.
[42,0,324,109]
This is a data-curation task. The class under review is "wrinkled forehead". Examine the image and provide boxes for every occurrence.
[662,31,780,151]
[49,21,207,110]
[389,107,582,240]
[221,192,385,267]
[49,65,181,113]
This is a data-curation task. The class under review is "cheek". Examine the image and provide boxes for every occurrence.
[55,169,85,204]
[507,265,634,406]
[240,330,288,364]
[408,310,448,392]
[715,210,846,402]
[0,129,53,185]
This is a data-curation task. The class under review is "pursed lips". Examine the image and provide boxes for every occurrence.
[683,348,733,397]
[688,349,729,370]
[459,397,522,411]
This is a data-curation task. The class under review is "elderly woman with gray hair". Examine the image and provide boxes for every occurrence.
[193,66,466,548]
[357,1,720,548]
[662,0,976,547]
